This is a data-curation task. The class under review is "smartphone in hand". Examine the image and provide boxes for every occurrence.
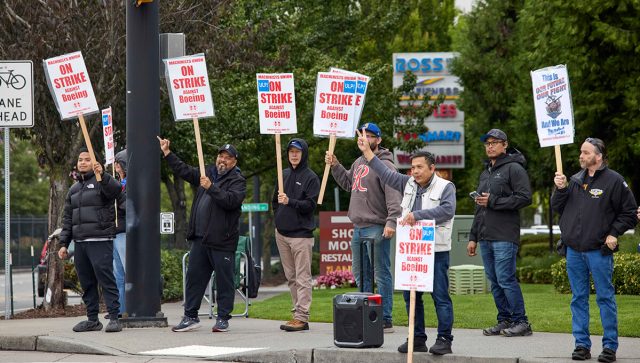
[469,191,480,199]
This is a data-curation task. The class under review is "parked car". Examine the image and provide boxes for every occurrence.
[37,228,74,297]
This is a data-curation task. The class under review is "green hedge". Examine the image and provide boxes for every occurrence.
[520,234,560,245]
[160,249,187,301]
[520,242,554,257]
[517,254,560,284]
[551,253,640,295]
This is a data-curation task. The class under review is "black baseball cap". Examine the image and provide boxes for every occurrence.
[480,129,508,142]
[218,144,239,159]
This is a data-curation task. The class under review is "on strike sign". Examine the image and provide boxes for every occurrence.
[43,51,99,120]
[330,68,369,130]
[394,219,435,292]
[531,65,574,147]
[256,73,297,134]
[101,107,115,165]
[164,54,215,121]
[313,72,358,138]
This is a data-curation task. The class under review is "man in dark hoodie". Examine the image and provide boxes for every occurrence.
[272,138,320,332]
[158,137,246,333]
[551,138,637,362]
[112,149,127,317]
[58,148,123,333]
[325,122,402,332]
[466,129,533,337]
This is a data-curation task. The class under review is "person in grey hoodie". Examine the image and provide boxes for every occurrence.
[354,129,456,356]
[325,122,402,332]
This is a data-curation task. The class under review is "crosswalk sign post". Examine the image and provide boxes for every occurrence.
[160,212,174,234]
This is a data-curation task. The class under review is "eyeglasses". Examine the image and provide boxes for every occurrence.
[484,140,504,147]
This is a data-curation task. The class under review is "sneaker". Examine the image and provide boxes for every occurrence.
[72,320,103,332]
[104,313,123,319]
[172,316,201,332]
[281,319,309,332]
[383,320,394,333]
[502,321,533,337]
[429,337,453,355]
[483,320,511,336]
[211,318,229,332]
[572,346,591,360]
[105,319,122,333]
[397,339,428,353]
[597,348,616,363]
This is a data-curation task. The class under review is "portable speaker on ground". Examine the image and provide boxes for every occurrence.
[333,292,383,348]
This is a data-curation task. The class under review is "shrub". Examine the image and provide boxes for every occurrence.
[551,252,640,295]
[520,234,560,245]
[516,254,560,284]
[314,270,356,289]
[520,242,554,257]
[160,249,187,301]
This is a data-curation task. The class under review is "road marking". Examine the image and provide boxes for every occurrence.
[139,345,264,357]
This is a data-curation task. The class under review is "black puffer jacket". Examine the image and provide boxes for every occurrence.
[272,138,320,238]
[166,153,246,252]
[59,171,122,248]
[469,148,532,244]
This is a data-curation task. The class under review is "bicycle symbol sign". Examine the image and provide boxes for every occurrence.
[0,69,26,90]
[0,61,34,128]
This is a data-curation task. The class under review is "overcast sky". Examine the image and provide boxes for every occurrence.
[456,0,475,13]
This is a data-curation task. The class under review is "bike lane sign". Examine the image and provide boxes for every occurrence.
[0,61,33,128]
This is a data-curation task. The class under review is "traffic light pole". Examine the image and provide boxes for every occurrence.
[124,0,166,327]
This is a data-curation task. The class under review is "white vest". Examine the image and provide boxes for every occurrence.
[401,174,454,252]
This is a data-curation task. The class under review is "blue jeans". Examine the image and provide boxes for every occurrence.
[403,251,453,342]
[479,241,527,323]
[351,225,393,323]
[566,246,618,351]
[113,233,126,314]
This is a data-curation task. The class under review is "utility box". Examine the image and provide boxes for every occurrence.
[450,215,478,266]
[449,264,488,295]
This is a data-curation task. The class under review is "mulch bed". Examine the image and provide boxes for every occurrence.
[1,303,106,320]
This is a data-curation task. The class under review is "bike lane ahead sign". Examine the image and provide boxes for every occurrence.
[0,61,33,128]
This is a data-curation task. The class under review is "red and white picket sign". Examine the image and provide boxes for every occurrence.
[313,72,358,138]
[394,219,436,292]
[257,73,297,134]
[330,67,369,130]
[43,51,99,120]
[101,107,115,166]
[164,54,215,122]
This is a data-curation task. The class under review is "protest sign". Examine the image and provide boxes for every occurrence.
[257,73,297,193]
[394,219,435,292]
[314,72,359,204]
[531,65,574,173]
[44,51,101,180]
[330,68,369,130]
[101,107,115,166]
[164,54,215,176]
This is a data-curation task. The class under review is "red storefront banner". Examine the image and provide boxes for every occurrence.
[319,211,353,275]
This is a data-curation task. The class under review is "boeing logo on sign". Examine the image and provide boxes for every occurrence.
[343,81,356,94]
[257,80,269,92]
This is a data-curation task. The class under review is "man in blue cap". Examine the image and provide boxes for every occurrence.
[273,138,320,331]
[467,128,533,337]
[325,122,402,332]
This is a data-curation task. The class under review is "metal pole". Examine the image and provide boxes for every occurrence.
[334,186,340,211]
[4,128,10,319]
[125,0,165,326]
[31,245,36,309]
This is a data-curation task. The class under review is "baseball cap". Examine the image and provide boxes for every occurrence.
[288,140,303,150]
[360,122,381,137]
[480,129,508,142]
[218,144,239,159]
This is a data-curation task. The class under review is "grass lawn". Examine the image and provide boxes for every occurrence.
[237,284,640,337]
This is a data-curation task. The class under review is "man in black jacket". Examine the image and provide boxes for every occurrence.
[158,137,246,333]
[466,129,533,337]
[272,138,320,332]
[58,148,123,333]
[551,137,637,362]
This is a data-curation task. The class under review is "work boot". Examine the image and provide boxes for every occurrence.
[572,346,591,360]
[72,320,103,332]
[502,321,533,337]
[597,348,616,363]
[482,320,510,336]
[429,337,453,355]
[397,339,428,353]
[282,319,309,332]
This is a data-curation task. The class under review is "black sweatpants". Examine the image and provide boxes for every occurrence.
[184,238,236,320]
[74,240,120,320]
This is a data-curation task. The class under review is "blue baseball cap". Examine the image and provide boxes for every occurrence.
[360,122,381,137]
[288,140,303,150]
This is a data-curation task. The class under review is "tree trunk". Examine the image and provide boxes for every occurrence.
[261,211,274,278]
[163,174,188,250]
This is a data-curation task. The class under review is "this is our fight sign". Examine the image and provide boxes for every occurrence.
[256,73,297,134]
[43,51,99,120]
[531,65,574,147]
[164,54,215,121]
[101,107,114,165]
[394,219,435,292]
[330,68,369,130]
[313,72,358,138]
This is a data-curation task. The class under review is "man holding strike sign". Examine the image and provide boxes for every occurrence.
[159,137,246,333]
[324,122,401,333]
[354,128,456,356]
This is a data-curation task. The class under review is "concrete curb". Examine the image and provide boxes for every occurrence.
[222,349,313,363]
[36,336,124,356]
[312,349,518,363]
[0,336,36,351]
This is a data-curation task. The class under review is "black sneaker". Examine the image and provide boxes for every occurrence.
[483,321,510,336]
[172,316,201,332]
[211,317,229,332]
[429,337,452,355]
[105,319,122,333]
[72,320,103,332]
[104,313,123,319]
[597,348,616,363]
[397,339,428,353]
[383,320,394,333]
[502,321,532,337]
[572,346,591,360]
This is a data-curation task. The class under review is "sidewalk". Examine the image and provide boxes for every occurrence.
[1,286,639,363]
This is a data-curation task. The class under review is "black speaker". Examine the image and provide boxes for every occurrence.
[333,292,383,348]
